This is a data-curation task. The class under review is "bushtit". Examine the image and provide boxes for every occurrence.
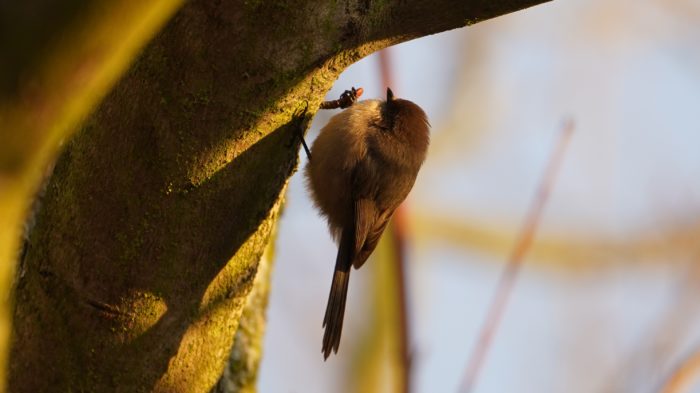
[305,88,430,359]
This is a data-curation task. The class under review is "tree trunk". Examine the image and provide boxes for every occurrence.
[0,1,183,390]
[8,0,551,391]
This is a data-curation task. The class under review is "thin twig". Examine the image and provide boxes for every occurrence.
[458,119,575,393]
[296,104,313,160]
[392,207,413,393]
[299,130,312,160]
[319,87,364,109]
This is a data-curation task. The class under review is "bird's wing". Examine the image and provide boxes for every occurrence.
[350,156,390,269]
[352,215,390,269]
[353,198,375,257]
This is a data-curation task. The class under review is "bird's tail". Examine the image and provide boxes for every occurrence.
[322,228,353,359]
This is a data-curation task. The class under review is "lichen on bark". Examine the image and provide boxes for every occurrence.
[213,221,277,393]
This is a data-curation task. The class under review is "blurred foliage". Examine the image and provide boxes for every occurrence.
[410,212,700,269]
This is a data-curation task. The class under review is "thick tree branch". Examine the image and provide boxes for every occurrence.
[8,0,552,391]
[0,1,182,390]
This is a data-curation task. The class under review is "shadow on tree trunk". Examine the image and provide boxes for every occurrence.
[11,113,302,392]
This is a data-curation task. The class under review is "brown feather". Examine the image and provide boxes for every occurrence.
[322,226,353,359]
[307,90,430,358]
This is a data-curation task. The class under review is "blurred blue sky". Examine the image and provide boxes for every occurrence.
[260,1,700,392]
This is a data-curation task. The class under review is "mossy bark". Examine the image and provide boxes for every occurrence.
[0,1,183,390]
[213,224,277,393]
[8,0,552,391]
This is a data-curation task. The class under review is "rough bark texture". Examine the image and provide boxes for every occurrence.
[213,227,276,393]
[0,1,182,390]
[9,0,552,392]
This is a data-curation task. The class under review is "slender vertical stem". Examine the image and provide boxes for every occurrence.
[378,48,413,393]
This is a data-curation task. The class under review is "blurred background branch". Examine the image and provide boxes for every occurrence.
[460,120,573,392]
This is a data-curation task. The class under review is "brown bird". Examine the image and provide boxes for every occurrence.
[305,88,430,359]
